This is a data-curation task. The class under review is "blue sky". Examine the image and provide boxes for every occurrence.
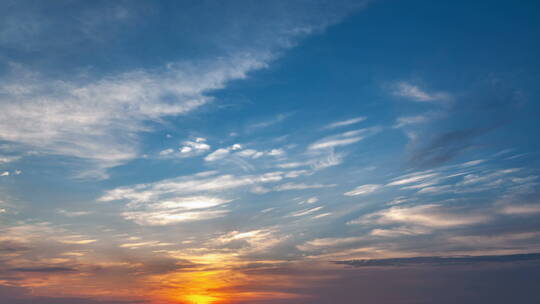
[1,1,540,303]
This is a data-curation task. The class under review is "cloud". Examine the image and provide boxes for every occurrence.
[236,148,285,159]
[0,56,267,178]
[159,138,211,158]
[370,226,430,237]
[335,253,540,267]
[204,143,254,162]
[306,197,319,204]
[205,148,231,162]
[59,239,97,245]
[121,195,232,226]
[499,204,540,215]
[99,172,287,203]
[119,241,174,249]
[178,138,211,154]
[99,170,307,225]
[274,182,336,191]
[449,232,540,248]
[57,210,93,217]
[386,171,438,186]
[298,236,365,251]
[8,266,76,273]
[350,204,491,228]
[277,151,344,171]
[308,128,379,151]
[393,114,430,128]
[392,82,450,103]
[0,0,366,179]
[290,207,324,217]
[0,156,20,163]
[249,113,292,129]
[344,184,381,196]
[324,117,366,129]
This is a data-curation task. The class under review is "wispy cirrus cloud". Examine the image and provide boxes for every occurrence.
[308,127,380,151]
[99,170,307,225]
[349,204,491,228]
[0,57,267,179]
[324,116,366,129]
[393,82,451,103]
[0,0,366,179]
[344,184,382,196]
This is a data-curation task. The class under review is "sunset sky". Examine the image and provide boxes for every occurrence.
[1,0,540,303]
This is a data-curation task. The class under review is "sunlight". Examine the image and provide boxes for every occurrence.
[184,294,219,304]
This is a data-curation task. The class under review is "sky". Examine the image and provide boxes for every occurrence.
[1,0,540,303]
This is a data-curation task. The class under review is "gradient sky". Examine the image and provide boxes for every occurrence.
[1,0,540,303]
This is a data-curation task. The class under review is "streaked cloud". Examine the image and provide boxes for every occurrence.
[344,184,381,196]
[499,204,540,215]
[308,128,379,150]
[392,82,450,103]
[350,204,491,228]
[324,116,366,129]
[274,182,336,191]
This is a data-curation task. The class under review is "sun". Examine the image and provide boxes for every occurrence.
[184,294,219,304]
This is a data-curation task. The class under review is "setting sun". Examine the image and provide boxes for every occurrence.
[184,294,219,304]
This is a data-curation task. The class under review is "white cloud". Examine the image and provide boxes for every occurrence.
[159,148,174,156]
[499,204,540,215]
[0,57,268,178]
[204,148,231,162]
[324,116,366,129]
[276,151,343,171]
[0,155,20,163]
[460,159,486,167]
[60,239,97,245]
[309,137,363,150]
[393,82,450,103]
[99,172,286,204]
[417,185,452,194]
[387,172,438,186]
[230,143,243,151]
[370,226,430,237]
[205,143,256,161]
[306,197,319,204]
[267,148,285,156]
[251,186,271,194]
[119,241,174,249]
[180,139,210,153]
[350,204,490,228]
[312,212,332,219]
[393,115,430,128]
[290,206,323,217]
[297,236,365,251]
[459,168,521,186]
[249,113,291,129]
[57,209,93,217]
[123,209,228,226]
[158,138,212,158]
[449,232,540,247]
[344,184,381,196]
[308,128,379,151]
[120,196,231,226]
[99,170,308,225]
[274,182,336,191]
[235,148,284,159]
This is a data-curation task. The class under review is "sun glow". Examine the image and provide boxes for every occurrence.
[184,294,219,304]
